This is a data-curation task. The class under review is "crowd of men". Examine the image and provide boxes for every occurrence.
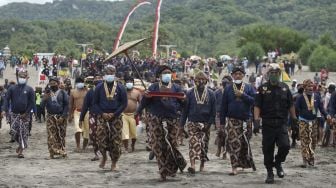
[0,55,336,185]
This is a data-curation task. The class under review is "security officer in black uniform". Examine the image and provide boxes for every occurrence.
[254,63,297,184]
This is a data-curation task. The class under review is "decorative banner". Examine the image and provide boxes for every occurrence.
[113,0,151,51]
[152,0,162,58]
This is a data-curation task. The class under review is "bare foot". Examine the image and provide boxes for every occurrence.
[111,161,118,171]
[215,150,221,157]
[159,175,167,182]
[200,162,205,172]
[99,157,107,169]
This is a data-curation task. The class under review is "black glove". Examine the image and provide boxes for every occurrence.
[253,119,261,135]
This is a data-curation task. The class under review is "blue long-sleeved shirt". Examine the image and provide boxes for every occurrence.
[41,89,69,117]
[296,92,326,120]
[92,82,127,117]
[220,83,255,124]
[180,88,216,126]
[215,88,223,113]
[79,88,97,121]
[137,82,184,118]
[3,84,35,114]
[328,92,336,117]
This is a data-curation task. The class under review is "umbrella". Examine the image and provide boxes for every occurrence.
[103,38,147,62]
[190,55,201,61]
[219,55,232,61]
[103,38,147,90]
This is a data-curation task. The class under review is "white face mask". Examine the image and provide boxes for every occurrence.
[18,78,27,85]
[126,82,133,89]
[76,83,84,89]
[234,80,242,84]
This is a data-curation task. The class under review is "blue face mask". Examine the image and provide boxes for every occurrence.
[126,82,133,89]
[76,83,84,89]
[161,74,172,83]
[104,75,115,83]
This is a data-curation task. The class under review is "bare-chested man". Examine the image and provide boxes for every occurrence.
[69,77,88,152]
[122,77,141,152]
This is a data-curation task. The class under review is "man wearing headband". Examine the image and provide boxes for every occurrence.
[215,75,232,159]
[136,65,186,181]
[2,70,35,158]
[180,71,216,174]
[92,65,127,171]
[41,76,69,159]
[296,79,329,167]
[79,75,103,161]
[220,66,256,176]
[69,77,88,152]
[254,63,297,184]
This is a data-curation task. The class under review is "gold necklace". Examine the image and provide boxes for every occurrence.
[104,81,117,100]
[194,87,208,104]
[303,93,315,112]
[233,83,245,100]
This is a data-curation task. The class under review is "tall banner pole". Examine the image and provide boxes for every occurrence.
[152,0,162,58]
[113,1,151,51]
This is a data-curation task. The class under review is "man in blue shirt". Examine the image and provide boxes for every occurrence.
[41,76,69,159]
[80,75,103,161]
[220,66,256,176]
[180,71,216,174]
[92,65,127,171]
[296,79,329,167]
[2,70,35,158]
[137,65,186,181]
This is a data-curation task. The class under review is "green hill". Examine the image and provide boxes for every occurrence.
[0,0,335,57]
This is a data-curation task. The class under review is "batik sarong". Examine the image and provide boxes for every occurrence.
[143,112,152,149]
[187,122,210,162]
[89,113,98,152]
[299,120,318,165]
[10,113,30,149]
[226,118,254,169]
[96,115,122,161]
[215,113,226,152]
[47,114,67,156]
[148,114,186,177]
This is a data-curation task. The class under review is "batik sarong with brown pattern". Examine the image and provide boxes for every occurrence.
[96,115,123,161]
[148,114,185,178]
[47,114,67,156]
[225,118,254,169]
[10,113,30,149]
[299,120,318,165]
[89,113,98,151]
[187,122,210,162]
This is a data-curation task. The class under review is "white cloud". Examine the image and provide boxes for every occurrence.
[0,0,121,7]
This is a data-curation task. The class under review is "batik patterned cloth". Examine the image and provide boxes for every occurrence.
[89,113,98,151]
[148,114,186,178]
[46,114,67,156]
[10,113,30,149]
[225,118,254,169]
[187,122,210,162]
[299,120,318,165]
[96,115,123,161]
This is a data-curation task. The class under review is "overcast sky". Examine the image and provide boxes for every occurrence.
[0,0,121,7]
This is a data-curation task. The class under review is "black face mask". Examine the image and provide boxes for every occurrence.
[50,86,58,92]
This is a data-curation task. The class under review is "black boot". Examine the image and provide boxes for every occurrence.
[265,168,274,184]
[275,163,285,178]
[148,151,155,160]
[291,140,296,148]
